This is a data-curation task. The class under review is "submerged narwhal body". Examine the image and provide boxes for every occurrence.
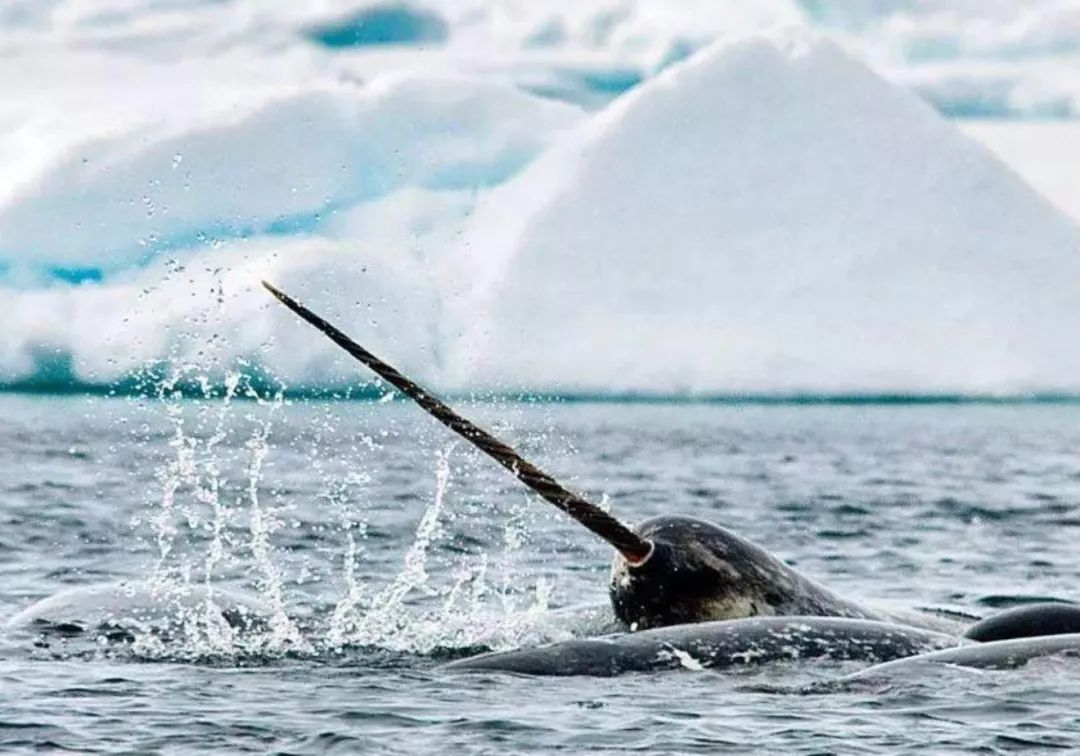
[263,281,884,632]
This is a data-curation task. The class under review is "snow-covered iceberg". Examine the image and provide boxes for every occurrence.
[0,70,582,388]
[3,32,1080,395]
[0,73,581,280]
[460,34,1080,394]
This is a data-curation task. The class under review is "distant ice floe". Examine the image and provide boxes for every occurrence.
[785,1,1080,118]
[2,0,1079,115]
[2,22,1080,394]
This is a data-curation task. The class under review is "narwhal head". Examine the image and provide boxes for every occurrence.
[609,515,790,630]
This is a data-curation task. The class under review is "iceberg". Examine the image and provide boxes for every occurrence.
[0,73,581,280]
[3,29,1080,395]
[0,70,581,388]
[460,34,1080,395]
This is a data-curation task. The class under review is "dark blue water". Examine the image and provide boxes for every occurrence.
[2,394,1080,753]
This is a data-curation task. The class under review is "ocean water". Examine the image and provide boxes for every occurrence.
[2,393,1080,753]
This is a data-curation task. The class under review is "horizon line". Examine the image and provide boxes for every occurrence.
[3,380,1080,406]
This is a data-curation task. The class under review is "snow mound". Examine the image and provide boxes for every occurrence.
[0,73,581,281]
[461,34,1080,394]
[0,66,580,388]
[0,207,473,388]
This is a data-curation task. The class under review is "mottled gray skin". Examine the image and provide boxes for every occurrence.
[443,616,964,676]
[610,515,885,630]
[964,603,1080,642]
[836,632,1080,682]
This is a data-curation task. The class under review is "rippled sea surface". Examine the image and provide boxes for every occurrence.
[2,394,1080,753]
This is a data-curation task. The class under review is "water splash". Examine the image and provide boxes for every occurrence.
[199,371,241,652]
[328,443,455,651]
[56,364,594,662]
[244,389,306,651]
[321,442,571,655]
[126,365,307,657]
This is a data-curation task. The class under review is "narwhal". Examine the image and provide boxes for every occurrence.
[262,281,911,634]
[4,285,1075,675]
